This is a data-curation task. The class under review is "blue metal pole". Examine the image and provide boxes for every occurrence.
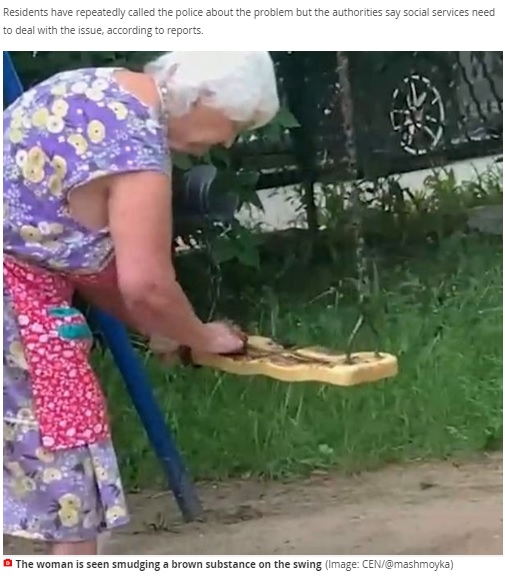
[3,51,203,521]
[89,310,203,521]
[3,51,25,105]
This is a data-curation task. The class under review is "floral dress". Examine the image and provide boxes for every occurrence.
[3,67,170,541]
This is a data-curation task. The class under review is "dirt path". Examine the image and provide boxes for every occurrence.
[5,453,502,555]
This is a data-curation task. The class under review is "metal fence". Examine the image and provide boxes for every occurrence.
[234,51,503,188]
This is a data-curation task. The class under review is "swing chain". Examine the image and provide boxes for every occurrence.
[336,51,382,362]
[201,222,228,322]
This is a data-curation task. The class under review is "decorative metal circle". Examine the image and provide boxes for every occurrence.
[390,74,446,155]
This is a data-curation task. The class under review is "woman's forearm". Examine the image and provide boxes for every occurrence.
[123,278,209,349]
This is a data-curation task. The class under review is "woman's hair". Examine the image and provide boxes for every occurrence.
[144,51,280,129]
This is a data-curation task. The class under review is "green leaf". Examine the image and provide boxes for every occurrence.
[171,153,194,171]
[209,147,232,168]
[237,245,260,268]
[274,107,300,129]
[200,151,213,165]
[212,235,238,263]
[262,124,284,143]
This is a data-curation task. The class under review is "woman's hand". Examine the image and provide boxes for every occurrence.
[150,321,246,364]
[149,336,180,364]
[198,321,247,355]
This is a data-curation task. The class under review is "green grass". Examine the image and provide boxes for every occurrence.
[94,233,502,489]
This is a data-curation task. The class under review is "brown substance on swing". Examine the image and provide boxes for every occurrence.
[224,349,335,368]
[221,338,375,368]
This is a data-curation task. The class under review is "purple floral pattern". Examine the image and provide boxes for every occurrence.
[3,67,170,541]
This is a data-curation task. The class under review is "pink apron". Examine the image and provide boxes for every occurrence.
[3,256,112,451]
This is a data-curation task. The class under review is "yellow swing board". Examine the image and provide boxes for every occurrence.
[189,336,398,387]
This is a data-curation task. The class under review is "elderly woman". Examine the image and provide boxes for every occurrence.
[3,51,280,555]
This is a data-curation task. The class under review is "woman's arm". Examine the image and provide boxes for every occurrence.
[106,170,211,350]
